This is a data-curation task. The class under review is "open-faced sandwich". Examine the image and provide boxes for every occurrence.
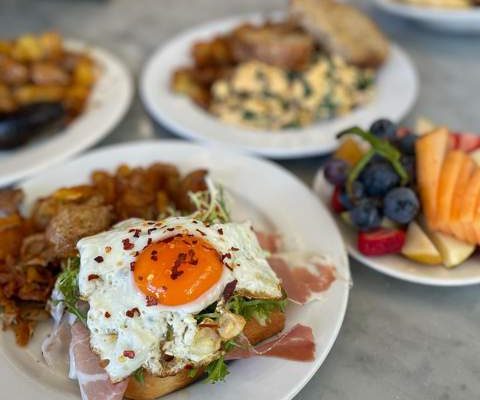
[322,117,480,269]
[171,0,389,130]
[0,162,337,399]
[0,31,97,149]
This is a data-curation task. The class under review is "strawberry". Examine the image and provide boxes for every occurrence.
[452,132,480,153]
[357,228,406,256]
[331,186,344,213]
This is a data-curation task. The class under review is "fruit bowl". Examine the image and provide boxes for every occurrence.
[313,121,480,286]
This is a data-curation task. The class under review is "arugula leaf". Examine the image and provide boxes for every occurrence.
[187,367,198,378]
[226,296,287,326]
[56,257,87,325]
[189,179,231,224]
[133,367,145,384]
[205,356,229,383]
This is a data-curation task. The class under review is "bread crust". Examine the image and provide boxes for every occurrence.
[290,0,389,68]
[125,310,286,400]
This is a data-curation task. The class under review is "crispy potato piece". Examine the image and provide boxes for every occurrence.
[0,56,29,86]
[0,188,24,217]
[0,214,25,261]
[14,84,65,105]
[171,69,211,108]
[192,36,234,68]
[174,169,208,211]
[91,170,116,205]
[64,84,91,116]
[31,62,70,86]
[45,203,113,258]
[73,58,96,88]
[11,34,44,62]
[39,32,64,60]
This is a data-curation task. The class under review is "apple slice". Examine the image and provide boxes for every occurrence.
[401,221,442,265]
[415,128,449,229]
[423,225,476,268]
[449,154,475,241]
[436,150,464,233]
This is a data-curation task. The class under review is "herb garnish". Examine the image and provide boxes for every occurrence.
[226,296,287,326]
[205,356,229,383]
[189,178,231,224]
[55,257,87,325]
[133,367,145,384]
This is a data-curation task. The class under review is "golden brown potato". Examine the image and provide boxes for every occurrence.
[31,62,70,86]
[73,58,96,87]
[11,34,44,62]
[192,36,234,68]
[13,84,65,105]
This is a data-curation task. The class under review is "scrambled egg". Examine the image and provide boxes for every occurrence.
[210,57,375,130]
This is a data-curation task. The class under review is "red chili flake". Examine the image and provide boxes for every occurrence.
[196,229,206,236]
[138,276,144,281]
[163,236,174,244]
[170,253,186,280]
[105,246,112,253]
[192,220,198,224]
[99,359,110,368]
[217,228,224,235]
[105,311,111,318]
[221,253,232,262]
[128,228,141,238]
[122,238,134,250]
[223,279,237,301]
[88,274,100,281]
[147,238,152,245]
[123,350,135,359]
[230,247,239,251]
[166,227,175,232]
[184,364,194,370]
[163,354,174,362]
[150,252,158,261]
[126,307,141,318]
[130,261,136,271]
[187,249,198,265]
[146,296,158,306]
[94,256,104,263]
[148,228,157,235]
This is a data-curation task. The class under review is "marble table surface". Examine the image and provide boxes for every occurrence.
[1,0,479,399]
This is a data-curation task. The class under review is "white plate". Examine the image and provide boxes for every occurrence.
[0,141,350,400]
[313,169,480,286]
[140,13,418,159]
[375,0,480,33]
[0,40,133,187]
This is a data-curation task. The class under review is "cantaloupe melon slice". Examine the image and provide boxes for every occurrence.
[449,155,475,241]
[436,150,464,234]
[458,168,480,244]
[415,128,449,229]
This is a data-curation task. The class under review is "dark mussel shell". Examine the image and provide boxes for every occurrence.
[0,102,66,150]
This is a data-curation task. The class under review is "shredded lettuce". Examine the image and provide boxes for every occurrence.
[205,356,229,383]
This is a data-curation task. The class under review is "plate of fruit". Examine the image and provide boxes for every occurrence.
[314,118,480,286]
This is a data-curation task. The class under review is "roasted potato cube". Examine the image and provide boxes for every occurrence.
[64,84,90,116]
[91,170,116,204]
[0,56,29,86]
[39,32,63,60]
[11,34,44,62]
[14,84,65,105]
[73,58,96,87]
[31,62,70,86]
[192,37,233,67]
[0,214,24,261]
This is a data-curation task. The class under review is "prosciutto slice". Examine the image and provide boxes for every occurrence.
[268,254,336,304]
[70,322,128,400]
[226,324,315,362]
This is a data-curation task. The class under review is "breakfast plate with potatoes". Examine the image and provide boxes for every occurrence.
[141,0,418,159]
[0,32,133,186]
[314,118,480,286]
[0,141,350,400]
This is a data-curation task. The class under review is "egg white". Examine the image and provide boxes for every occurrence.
[77,216,281,382]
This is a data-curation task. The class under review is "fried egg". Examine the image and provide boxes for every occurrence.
[77,216,281,382]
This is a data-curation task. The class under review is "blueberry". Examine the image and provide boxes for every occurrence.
[349,200,382,231]
[350,181,365,201]
[401,155,416,183]
[396,134,417,156]
[383,187,419,224]
[369,119,397,140]
[359,161,400,197]
[339,189,354,210]
[324,158,349,186]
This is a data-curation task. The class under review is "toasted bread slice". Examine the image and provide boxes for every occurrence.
[125,310,286,400]
[289,0,389,68]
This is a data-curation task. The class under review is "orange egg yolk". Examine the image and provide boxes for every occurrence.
[133,235,223,306]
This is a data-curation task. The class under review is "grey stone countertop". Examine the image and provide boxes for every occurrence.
[1,0,479,399]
